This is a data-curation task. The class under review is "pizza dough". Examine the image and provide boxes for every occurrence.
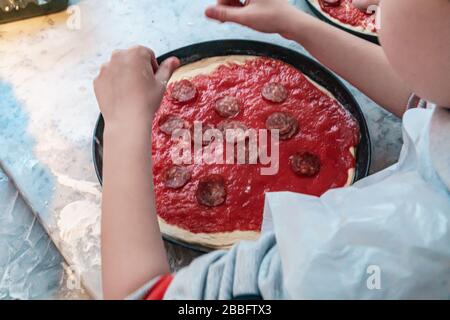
[310,0,378,36]
[153,55,360,249]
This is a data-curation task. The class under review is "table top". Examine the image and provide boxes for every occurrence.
[0,0,402,298]
[0,167,90,299]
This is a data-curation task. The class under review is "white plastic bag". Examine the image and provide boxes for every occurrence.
[262,108,450,299]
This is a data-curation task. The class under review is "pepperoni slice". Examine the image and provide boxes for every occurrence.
[196,174,227,207]
[217,120,249,143]
[163,166,192,189]
[290,152,321,177]
[214,96,240,118]
[321,0,341,7]
[281,120,299,141]
[266,112,299,140]
[191,123,216,146]
[170,80,198,103]
[261,82,288,103]
[159,115,189,135]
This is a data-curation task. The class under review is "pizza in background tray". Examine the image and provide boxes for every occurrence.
[310,0,378,37]
[152,55,360,249]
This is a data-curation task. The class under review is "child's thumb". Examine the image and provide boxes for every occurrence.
[205,5,243,24]
[155,57,180,84]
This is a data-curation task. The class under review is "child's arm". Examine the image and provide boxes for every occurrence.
[94,46,179,299]
[205,0,412,117]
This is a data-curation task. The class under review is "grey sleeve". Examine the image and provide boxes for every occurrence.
[164,233,288,300]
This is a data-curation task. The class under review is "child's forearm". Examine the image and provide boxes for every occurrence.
[101,122,169,300]
[94,47,179,300]
[283,11,411,117]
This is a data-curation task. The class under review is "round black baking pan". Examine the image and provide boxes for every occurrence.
[93,39,372,253]
[304,0,379,45]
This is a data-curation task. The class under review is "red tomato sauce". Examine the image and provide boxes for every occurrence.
[319,0,377,32]
[152,57,359,234]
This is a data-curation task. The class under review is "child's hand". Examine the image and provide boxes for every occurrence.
[205,0,297,37]
[353,0,380,11]
[94,46,180,130]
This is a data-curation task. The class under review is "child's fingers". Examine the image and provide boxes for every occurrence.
[149,52,159,74]
[155,57,180,85]
[353,0,380,11]
[205,4,244,23]
[133,45,159,73]
[218,0,245,6]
